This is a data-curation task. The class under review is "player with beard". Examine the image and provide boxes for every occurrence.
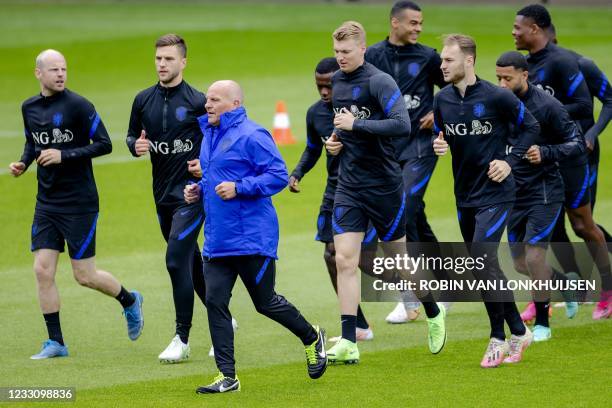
[496,51,585,341]
[433,35,539,367]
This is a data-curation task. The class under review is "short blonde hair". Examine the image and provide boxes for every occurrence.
[443,33,477,62]
[333,21,366,45]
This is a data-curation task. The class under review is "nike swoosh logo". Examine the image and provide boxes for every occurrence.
[219,382,237,393]
[180,210,190,216]
[89,112,96,120]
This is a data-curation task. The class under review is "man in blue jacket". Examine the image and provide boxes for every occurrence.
[184,80,327,394]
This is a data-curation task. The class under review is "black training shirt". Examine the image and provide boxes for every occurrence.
[20,89,112,214]
[332,62,411,189]
[433,78,540,207]
[126,81,206,207]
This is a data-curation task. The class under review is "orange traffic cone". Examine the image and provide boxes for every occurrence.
[272,100,296,145]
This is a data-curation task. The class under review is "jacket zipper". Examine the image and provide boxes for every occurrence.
[542,179,548,204]
[162,90,168,133]
[393,49,400,81]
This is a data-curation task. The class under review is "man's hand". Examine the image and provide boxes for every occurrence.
[135,130,149,156]
[187,159,202,178]
[9,162,26,177]
[333,107,355,131]
[215,181,237,200]
[288,176,300,193]
[586,139,594,152]
[433,131,448,156]
[36,149,62,167]
[525,145,542,164]
[488,160,511,182]
[325,133,343,156]
[184,183,201,204]
[419,111,434,130]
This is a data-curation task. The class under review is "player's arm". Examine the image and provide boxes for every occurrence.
[289,112,324,187]
[499,89,539,169]
[582,58,612,146]
[537,101,585,163]
[126,95,148,157]
[351,74,411,137]
[10,106,35,176]
[554,55,593,120]
[234,129,289,198]
[60,102,112,162]
[432,96,449,156]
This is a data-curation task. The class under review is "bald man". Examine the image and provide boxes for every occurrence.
[9,49,143,360]
[184,80,327,394]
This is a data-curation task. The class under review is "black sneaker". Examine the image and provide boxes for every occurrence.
[196,372,240,394]
[304,325,327,379]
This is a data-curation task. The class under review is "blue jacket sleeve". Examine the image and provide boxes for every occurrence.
[235,129,288,197]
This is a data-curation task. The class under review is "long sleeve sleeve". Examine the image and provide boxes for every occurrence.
[352,73,411,137]
[554,56,593,120]
[499,90,539,168]
[540,102,585,163]
[60,102,112,161]
[290,114,323,180]
[19,105,36,169]
[235,129,288,198]
[125,95,142,157]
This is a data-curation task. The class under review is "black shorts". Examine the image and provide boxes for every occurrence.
[560,164,591,209]
[401,156,437,198]
[333,184,405,242]
[31,210,99,260]
[316,208,378,245]
[508,203,562,249]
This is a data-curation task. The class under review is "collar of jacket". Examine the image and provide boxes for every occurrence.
[198,106,247,134]
[156,80,185,96]
[452,75,482,98]
[384,37,415,54]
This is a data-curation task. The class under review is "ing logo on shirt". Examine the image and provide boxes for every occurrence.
[535,83,555,97]
[31,128,74,145]
[404,94,421,110]
[149,138,193,154]
[333,105,371,120]
[444,120,492,136]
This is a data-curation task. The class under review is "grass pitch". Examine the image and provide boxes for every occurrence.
[0,2,610,407]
